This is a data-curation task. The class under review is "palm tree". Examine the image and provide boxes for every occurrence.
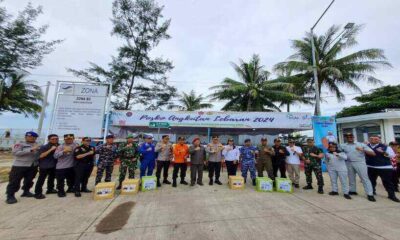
[275,69,313,112]
[274,24,391,114]
[209,54,301,112]
[0,72,43,117]
[169,90,213,111]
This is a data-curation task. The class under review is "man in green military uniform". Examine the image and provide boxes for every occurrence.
[117,134,140,190]
[302,138,324,194]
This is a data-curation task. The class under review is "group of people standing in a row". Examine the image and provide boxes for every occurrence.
[5,131,400,204]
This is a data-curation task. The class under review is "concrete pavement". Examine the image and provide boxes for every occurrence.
[0,170,399,240]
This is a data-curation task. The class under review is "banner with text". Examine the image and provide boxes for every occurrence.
[110,111,313,129]
[50,83,108,138]
[312,116,338,172]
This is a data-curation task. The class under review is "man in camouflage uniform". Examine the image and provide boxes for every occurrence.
[95,135,118,185]
[303,138,324,194]
[117,134,140,189]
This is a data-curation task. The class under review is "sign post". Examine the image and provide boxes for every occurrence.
[148,122,170,128]
[48,81,109,138]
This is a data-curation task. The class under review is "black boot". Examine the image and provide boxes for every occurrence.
[367,195,376,202]
[81,187,92,193]
[58,191,66,198]
[318,186,324,194]
[349,191,358,195]
[344,194,352,199]
[6,194,17,204]
[163,179,171,184]
[388,195,400,202]
[172,179,177,187]
[181,179,189,185]
[116,180,123,190]
[75,191,81,197]
[303,184,313,190]
[157,179,162,187]
[21,191,34,197]
[209,179,213,185]
[46,189,58,194]
[34,193,46,199]
[252,179,256,186]
[66,188,74,193]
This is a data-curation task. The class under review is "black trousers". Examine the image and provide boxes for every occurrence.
[56,168,74,193]
[6,166,38,196]
[34,167,56,194]
[368,167,396,197]
[173,163,187,180]
[156,160,171,180]
[74,163,93,192]
[225,161,238,176]
[273,160,286,178]
[393,169,399,191]
[208,162,221,180]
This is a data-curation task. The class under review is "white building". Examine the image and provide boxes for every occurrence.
[336,110,400,143]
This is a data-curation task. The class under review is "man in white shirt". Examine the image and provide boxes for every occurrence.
[285,139,303,187]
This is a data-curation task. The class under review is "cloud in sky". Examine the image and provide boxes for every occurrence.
[1,0,399,129]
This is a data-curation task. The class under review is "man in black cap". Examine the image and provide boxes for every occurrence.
[73,137,96,197]
[5,131,40,204]
[54,134,77,197]
[34,134,59,199]
[95,135,118,185]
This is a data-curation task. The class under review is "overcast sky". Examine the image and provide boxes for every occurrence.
[1,0,399,130]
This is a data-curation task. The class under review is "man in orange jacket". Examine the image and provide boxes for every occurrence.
[172,137,189,187]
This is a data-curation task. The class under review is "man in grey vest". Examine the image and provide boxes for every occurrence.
[5,131,40,204]
[340,133,376,202]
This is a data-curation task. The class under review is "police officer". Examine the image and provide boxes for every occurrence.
[117,134,140,190]
[73,137,95,197]
[5,131,40,204]
[302,138,324,194]
[54,134,77,197]
[95,135,118,185]
[34,134,59,199]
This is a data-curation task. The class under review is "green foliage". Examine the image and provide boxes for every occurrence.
[0,2,61,117]
[336,85,400,117]
[274,24,391,114]
[209,54,301,112]
[169,90,213,111]
[68,0,176,110]
[0,73,43,117]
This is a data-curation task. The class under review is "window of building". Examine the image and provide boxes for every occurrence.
[394,125,400,143]
[356,125,381,142]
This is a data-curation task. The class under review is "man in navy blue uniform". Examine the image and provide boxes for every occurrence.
[366,135,399,202]
[34,134,59,199]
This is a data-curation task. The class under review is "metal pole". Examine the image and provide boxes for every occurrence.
[37,81,50,135]
[310,0,335,116]
[47,81,60,141]
[311,29,321,116]
[103,83,113,143]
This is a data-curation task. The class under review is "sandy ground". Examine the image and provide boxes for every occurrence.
[0,166,399,240]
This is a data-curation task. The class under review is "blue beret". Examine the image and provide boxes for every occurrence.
[25,131,38,137]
